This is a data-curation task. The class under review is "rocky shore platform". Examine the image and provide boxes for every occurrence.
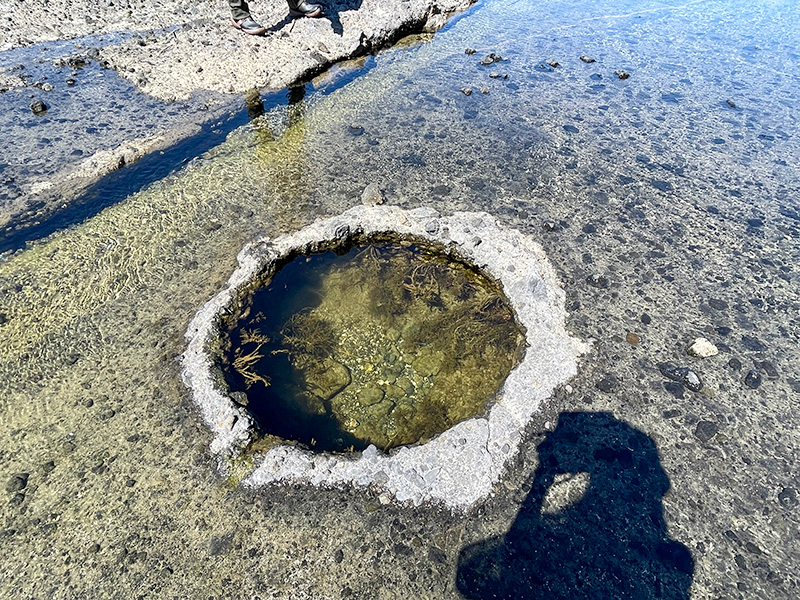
[0,0,473,251]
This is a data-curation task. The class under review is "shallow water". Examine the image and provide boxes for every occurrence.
[221,241,523,452]
[1,0,799,598]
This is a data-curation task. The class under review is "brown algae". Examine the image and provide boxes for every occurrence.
[219,238,526,452]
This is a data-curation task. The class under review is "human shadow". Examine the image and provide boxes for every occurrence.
[266,0,364,36]
[457,412,693,600]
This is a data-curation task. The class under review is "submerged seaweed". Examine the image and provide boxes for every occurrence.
[220,240,526,452]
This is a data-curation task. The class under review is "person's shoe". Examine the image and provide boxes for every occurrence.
[231,17,267,35]
[289,1,323,18]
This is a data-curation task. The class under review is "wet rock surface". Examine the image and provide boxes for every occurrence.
[0,0,798,598]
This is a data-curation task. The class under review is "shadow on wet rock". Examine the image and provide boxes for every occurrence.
[457,412,693,600]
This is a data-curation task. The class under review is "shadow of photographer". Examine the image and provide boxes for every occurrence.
[457,411,693,600]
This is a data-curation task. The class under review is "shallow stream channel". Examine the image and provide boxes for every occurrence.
[1,0,799,598]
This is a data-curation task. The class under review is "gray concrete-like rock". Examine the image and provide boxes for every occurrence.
[181,205,588,510]
[2,0,475,101]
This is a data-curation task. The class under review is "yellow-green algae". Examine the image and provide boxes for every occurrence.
[225,240,525,451]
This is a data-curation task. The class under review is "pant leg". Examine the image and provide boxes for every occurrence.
[228,0,251,21]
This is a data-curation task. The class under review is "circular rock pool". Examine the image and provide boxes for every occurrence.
[182,205,587,509]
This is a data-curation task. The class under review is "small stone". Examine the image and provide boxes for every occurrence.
[586,273,609,289]
[626,332,640,346]
[658,363,703,392]
[125,478,136,487]
[778,487,797,508]
[728,357,742,371]
[360,182,384,205]
[694,420,719,443]
[614,70,630,80]
[687,337,718,358]
[741,335,766,351]
[460,87,472,96]
[41,82,54,91]
[579,55,596,63]
[546,59,560,68]
[708,298,728,310]
[479,86,489,94]
[744,369,762,389]
[640,313,652,325]
[488,72,502,79]
[465,48,476,55]
[60,441,76,453]
[347,124,364,136]
[88,543,101,554]
[6,473,29,493]
[41,461,55,474]
[30,100,48,115]
[595,373,618,393]
[726,99,737,108]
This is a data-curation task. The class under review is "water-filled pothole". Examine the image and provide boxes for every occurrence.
[218,237,526,453]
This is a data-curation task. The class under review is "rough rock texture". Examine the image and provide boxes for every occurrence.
[2,0,474,101]
[182,205,588,510]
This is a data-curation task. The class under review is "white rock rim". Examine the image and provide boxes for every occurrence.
[181,205,588,511]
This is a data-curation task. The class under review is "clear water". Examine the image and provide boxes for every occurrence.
[221,241,523,452]
[1,0,798,598]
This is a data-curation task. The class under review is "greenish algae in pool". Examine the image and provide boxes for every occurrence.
[220,238,526,452]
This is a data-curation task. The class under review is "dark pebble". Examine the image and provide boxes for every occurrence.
[348,124,364,136]
[777,486,797,508]
[582,223,597,234]
[651,180,673,192]
[41,461,55,474]
[741,335,766,351]
[640,313,652,325]
[734,554,748,570]
[460,87,472,96]
[563,124,580,134]
[30,100,48,115]
[708,298,728,310]
[658,363,702,392]
[758,360,778,378]
[334,548,344,563]
[579,55,596,63]
[428,546,447,564]
[595,373,619,393]
[728,357,742,370]
[66,78,76,85]
[394,543,413,556]
[663,409,681,418]
[586,273,609,288]
[546,60,560,68]
[88,543,101,553]
[6,473,29,493]
[10,493,25,506]
[745,542,762,555]
[694,420,719,443]
[744,369,762,389]
[726,99,737,108]
[125,478,136,487]
[716,326,732,336]
[614,70,630,80]
[465,48,476,55]
[0,313,6,325]
[209,532,235,556]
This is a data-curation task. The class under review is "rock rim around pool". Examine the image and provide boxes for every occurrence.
[181,205,588,510]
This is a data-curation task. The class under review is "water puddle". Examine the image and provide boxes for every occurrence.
[221,240,523,452]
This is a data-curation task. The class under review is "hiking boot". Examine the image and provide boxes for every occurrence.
[231,17,267,35]
[289,1,323,18]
